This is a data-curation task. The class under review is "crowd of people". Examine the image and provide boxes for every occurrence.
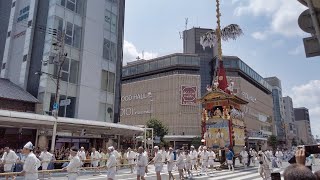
[1,143,320,180]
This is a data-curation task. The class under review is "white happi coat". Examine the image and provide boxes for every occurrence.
[153,151,163,172]
[136,153,148,176]
[240,150,248,164]
[23,152,41,180]
[91,151,101,167]
[200,151,209,166]
[1,150,18,172]
[107,153,117,179]
[208,151,216,166]
[275,151,283,161]
[77,151,86,161]
[185,154,191,170]
[126,151,136,165]
[166,152,175,172]
[176,154,185,170]
[190,150,198,165]
[39,151,53,170]
[66,155,81,180]
[160,150,167,163]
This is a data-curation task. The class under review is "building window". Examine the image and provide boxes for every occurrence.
[54,58,79,84]
[12,1,15,8]
[98,103,113,122]
[28,20,32,27]
[66,0,76,11]
[7,31,11,37]
[23,55,28,62]
[101,70,115,93]
[2,63,6,69]
[63,20,82,48]
[59,0,84,15]
[103,39,116,61]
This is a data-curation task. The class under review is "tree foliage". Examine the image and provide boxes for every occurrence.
[146,118,169,141]
[268,135,278,150]
[191,137,202,149]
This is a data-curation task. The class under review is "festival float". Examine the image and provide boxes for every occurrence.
[198,0,249,165]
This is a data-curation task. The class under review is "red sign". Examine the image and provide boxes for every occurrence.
[181,86,197,105]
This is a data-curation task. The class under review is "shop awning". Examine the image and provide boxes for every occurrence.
[248,137,268,141]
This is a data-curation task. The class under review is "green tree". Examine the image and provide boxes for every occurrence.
[268,135,278,150]
[146,118,169,141]
[191,137,202,149]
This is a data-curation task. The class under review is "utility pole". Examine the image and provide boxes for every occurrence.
[50,31,66,152]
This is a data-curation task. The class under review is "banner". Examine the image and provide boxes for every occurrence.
[205,119,230,148]
[233,127,245,146]
[181,86,197,106]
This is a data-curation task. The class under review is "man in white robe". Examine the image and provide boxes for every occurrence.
[77,147,86,166]
[91,148,101,175]
[126,147,136,173]
[1,147,18,180]
[21,142,41,180]
[166,147,175,180]
[152,146,163,180]
[63,147,81,180]
[136,147,148,180]
[240,147,249,169]
[39,148,53,178]
[106,146,117,180]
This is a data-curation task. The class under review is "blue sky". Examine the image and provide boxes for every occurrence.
[123,0,320,137]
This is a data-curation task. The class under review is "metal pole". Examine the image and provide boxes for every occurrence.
[50,32,65,152]
[151,128,154,150]
[306,0,320,45]
[144,126,147,149]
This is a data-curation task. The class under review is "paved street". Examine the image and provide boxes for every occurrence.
[3,160,320,180]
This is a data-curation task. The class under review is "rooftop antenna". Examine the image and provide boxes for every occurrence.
[179,18,189,39]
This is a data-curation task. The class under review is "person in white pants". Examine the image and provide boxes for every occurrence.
[106,146,117,180]
[275,149,283,168]
[200,146,209,175]
[91,148,101,175]
[190,146,198,172]
[77,147,86,166]
[39,148,53,178]
[176,150,185,180]
[136,147,148,180]
[1,147,18,180]
[21,142,41,180]
[166,147,175,180]
[185,150,192,178]
[152,146,163,180]
[240,147,248,169]
[126,147,136,173]
[63,147,81,180]
[208,147,216,174]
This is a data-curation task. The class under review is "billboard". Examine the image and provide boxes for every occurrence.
[205,119,230,148]
[181,86,198,106]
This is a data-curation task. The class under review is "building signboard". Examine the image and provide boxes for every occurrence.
[181,85,197,106]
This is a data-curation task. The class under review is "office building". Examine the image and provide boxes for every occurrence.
[0,0,125,123]
[121,54,201,147]
[294,107,313,144]
[283,96,298,147]
[265,77,286,144]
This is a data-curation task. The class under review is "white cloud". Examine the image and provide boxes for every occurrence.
[251,31,268,40]
[288,80,320,136]
[233,0,307,37]
[288,45,304,55]
[123,40,158,65]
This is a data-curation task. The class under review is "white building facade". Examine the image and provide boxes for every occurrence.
[0,0,125,123]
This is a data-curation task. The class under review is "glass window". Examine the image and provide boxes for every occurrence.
[149,61,157,70]
[60,0,66,7]
[111,14,117,33]
[163,58,170,67]
[62,58,69,71]
[73,24,81,48]
[104,10,111,30]
[110,42,116,61]
[178,56,185,64]
[69,60,79,84]
[171,56,178,65]
[106,104,113,122]
[137,64,144,73]
[107,72,115,93]
[103,38,110,60]
[98,103,106,122]
[185,56,193,65]
[101,70,108,91]
[144,62,150,72]
[66,22,73,36]
[66,0,76,11]
[157,60,164,68]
